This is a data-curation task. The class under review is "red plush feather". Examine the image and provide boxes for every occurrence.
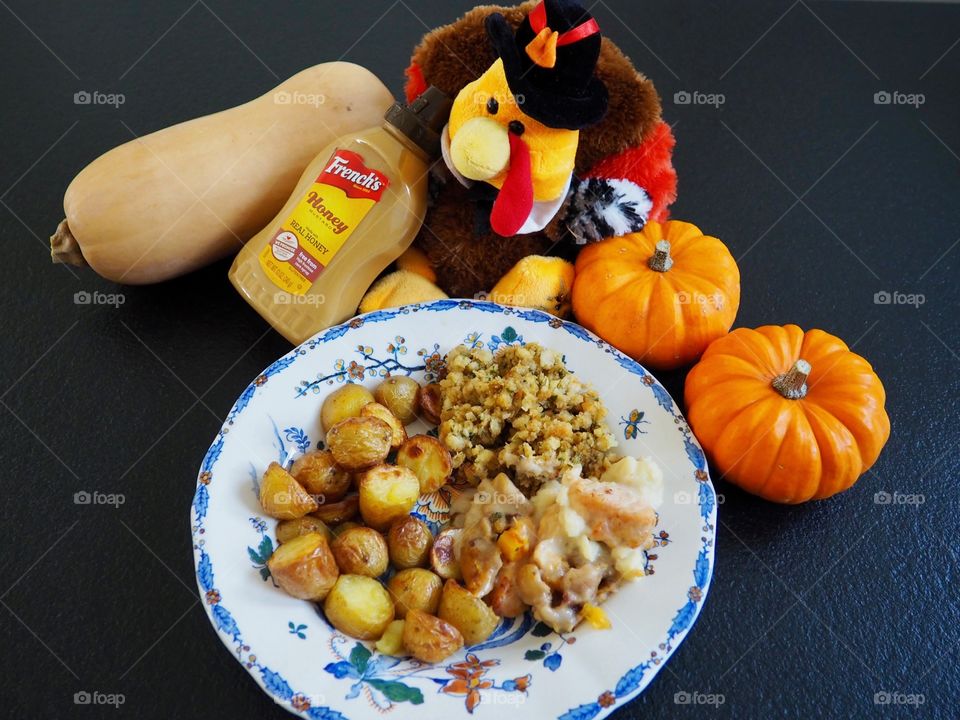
[585,121,677,223]
[404,62,428,103]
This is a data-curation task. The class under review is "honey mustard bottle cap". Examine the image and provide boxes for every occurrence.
[383,86,452,158]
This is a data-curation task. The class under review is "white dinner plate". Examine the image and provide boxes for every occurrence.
[191,299,717,720]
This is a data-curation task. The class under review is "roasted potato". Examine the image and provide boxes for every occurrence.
[418,383,443,425]
[374,619,406,656]
[360,402,407,450]
[326,416,392,471]
[374,376,420,425]
[430,528,462,580]
[387,515,433,569]
[330,526,389,577]
[311,495,359,525]
[275,516,332,545]
[290,450,351,502]
[438,579,499,646]
[357,464,420,531]
[387,568,442,618]
[259,462,318,519]
[331,520,362,536]
[267,532,339,601]
[324,574,395,640]
[321,383,375,433]
[402,609,463,663]
[396,435,453,494]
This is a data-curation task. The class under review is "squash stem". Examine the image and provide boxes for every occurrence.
[772,359,811,399]
[50,220,88,267]
[648,240,673,272]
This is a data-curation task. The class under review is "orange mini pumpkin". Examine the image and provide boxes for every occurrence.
[572,220,740,369]
[684,325,890,503]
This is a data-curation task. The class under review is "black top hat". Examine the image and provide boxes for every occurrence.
[485,0,608,131]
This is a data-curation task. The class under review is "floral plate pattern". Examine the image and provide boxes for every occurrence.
[191,300,717,720]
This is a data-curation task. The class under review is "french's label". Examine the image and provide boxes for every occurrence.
[259,149,388,295]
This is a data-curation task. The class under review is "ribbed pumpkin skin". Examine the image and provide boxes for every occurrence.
[684,325,890,503]
[572,221,740,370]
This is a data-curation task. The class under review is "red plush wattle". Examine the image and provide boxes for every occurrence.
[490,133,534,237]
[585,121,677,223]
[404,62,428,102]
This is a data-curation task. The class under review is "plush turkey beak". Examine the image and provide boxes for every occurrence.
[448,117,511,181]
[490,131,533,237]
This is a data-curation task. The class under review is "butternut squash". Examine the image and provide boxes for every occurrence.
[50,62,393,284]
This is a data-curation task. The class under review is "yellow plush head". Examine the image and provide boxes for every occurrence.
[448,59,578,203]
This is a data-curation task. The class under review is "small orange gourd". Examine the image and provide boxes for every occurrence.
[684,324,890,503]
[572,220,740,370]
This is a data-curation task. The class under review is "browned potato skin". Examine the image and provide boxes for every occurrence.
[267,532,339,601]
[276,516,333,545]
[360,402,407,450]
[259,462,318,519]
[326,416,392,471]
[374,376,421,425]
[402,609,463,663]
[311,495,359,525]
[430,528,462,580]
[324,574,395,640]
[396,435,453,494]
[357,465,420,531]
[331,526,389,577]
[438,579,499,646]
[387,568,442,618]
[290,450,351,502]
[331,521,362,536]
[321,384,375,433]
[387,516,433,569]
[418,383,443,425]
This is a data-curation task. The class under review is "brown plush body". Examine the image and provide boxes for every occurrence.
[405,2,670,297]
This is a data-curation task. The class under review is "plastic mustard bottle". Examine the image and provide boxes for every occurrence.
[229,87,451,344]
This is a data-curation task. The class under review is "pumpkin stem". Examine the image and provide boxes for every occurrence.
[772,359,811,400]
[50,220,88,267]
[648,240,673,272]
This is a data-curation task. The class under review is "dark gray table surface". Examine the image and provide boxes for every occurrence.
[1,1,957,718]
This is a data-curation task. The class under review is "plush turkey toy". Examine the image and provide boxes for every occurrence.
[378,0,677,303]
